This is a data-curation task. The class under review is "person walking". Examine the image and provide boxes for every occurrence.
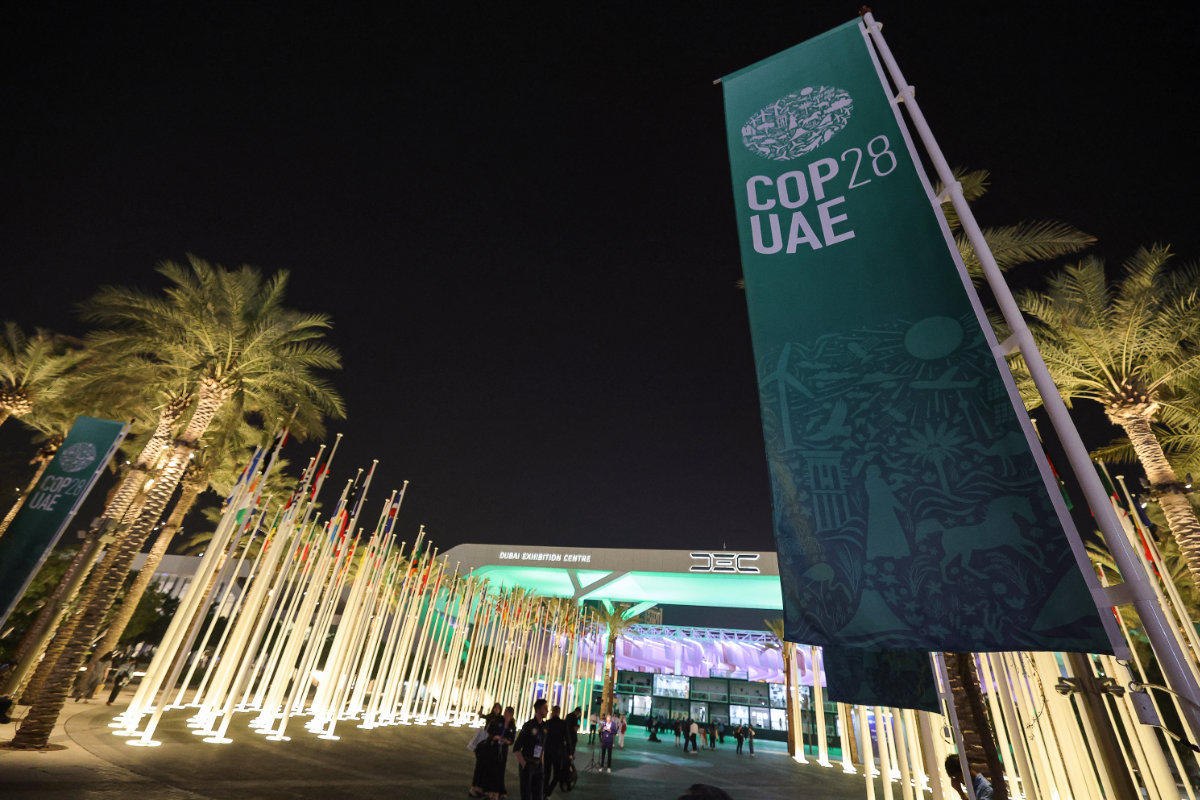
[709,722,717,749]
[746,723,756,757]
[588,710,599,744]
[543,705,569,798]
[734,724,744,755]
[617,714,627,749]
[598,712,617,772]
[514,698,549,800]
[688,718,699,753]
[73,651,112,702]
[106,659,134,706]
[674,719,682,748]
[717,721,725,744]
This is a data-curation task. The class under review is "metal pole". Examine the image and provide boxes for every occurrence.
[860,10,1200,741]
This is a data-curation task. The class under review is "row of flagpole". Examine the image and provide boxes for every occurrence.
[93,432,1200,795]
[105,433,594,747]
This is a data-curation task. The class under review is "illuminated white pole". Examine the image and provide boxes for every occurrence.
[248,523,322,718]
[374,532,432,724]
[444,580,487,724]
[1009,652,1069,800]
[418,566,460,722]
[198,505,311,743]
[117,452,272,735]
[838,703,855,774]
[136,510,281,745]
[858,706,877,800]
[983,653,1036,799]
[812,647,830,766]
[349,541,403,726]
[1031,651,1101,797]
[371,544,426,725]
[915,711,945,800]
[875,707,893,800]
[889,710,914,800]
[432,574,476,724]
[175,510,275,708]
[357,553,404,729]
[398,554,444,722]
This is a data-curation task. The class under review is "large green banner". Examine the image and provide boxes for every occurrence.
[721,20,1110,655]
[0,416,127,628]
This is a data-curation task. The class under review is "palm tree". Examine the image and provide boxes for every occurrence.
[936,168,1095,282]
[592,602,643,717]
[1009,246,1200,582]
[764,618,800,757]
[10,256,344,749]
[0,322,85,430]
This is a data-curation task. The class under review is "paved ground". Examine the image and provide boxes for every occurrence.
[1,691,881,799]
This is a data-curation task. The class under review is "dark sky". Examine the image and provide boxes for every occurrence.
[3,2,1197,557]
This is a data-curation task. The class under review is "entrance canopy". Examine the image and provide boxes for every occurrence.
[441,544,783,610]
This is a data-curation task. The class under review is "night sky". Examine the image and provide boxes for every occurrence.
[3,2,1197,559]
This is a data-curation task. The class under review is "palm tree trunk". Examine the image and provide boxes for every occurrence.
[1114,411,1200,583]
[946,652,1007,800]
[88,479,203,661]
[0,442,59,540]
[10,381,227,749]
[0,409,11,429]
[95,396,190,534]
[600,629,619,717]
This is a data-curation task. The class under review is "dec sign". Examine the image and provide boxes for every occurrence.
[689,552,761,574]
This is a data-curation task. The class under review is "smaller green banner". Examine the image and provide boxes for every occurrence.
[0,416,127,628]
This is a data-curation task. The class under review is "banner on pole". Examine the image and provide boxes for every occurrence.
[0,415,127,628]
[721,20,1110,655]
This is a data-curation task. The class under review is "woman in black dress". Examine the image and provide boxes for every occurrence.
[482,705,516,799]
[470,704,503,798]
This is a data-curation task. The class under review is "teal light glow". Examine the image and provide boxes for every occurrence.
[471,566,782,609]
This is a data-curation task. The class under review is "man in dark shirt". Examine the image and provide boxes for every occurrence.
[565,706,582,757]
[543,705,570,797]
[514,698,549,800]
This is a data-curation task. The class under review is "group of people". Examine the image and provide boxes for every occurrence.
[660,718,754,756]
[70,651,134,706]
[469,699,581,800]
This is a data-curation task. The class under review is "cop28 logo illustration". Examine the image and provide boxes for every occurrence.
[58,442,98,473]
[742,87,853,161]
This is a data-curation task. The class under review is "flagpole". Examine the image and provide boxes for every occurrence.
[859,9,1200,741]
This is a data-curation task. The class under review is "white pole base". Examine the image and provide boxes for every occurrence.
[126,739,162,747]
